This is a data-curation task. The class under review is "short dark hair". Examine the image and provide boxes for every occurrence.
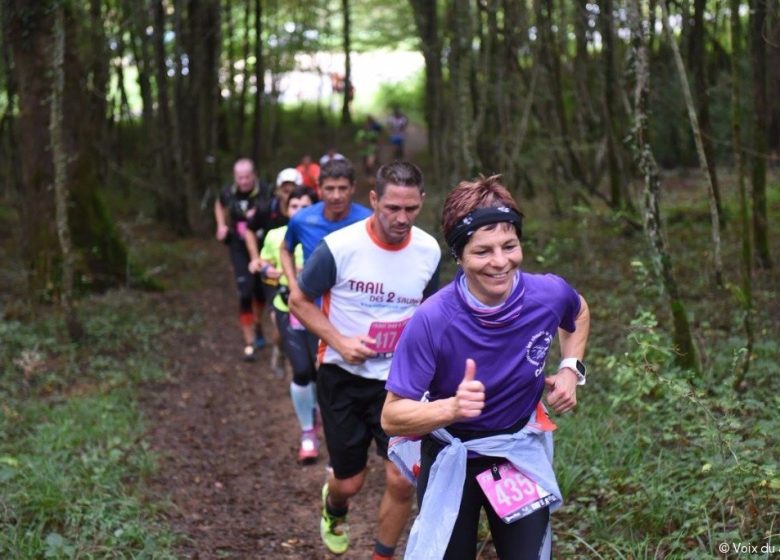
[284,185,318,213]
[319,158,354,185]
[289,185,318,204]
[374,161,424,197]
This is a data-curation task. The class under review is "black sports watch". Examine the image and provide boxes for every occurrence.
[559,358,586,386]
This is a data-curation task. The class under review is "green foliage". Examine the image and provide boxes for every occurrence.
[0,289,186,558]
[367,69,425,123]
[552,296,778,558]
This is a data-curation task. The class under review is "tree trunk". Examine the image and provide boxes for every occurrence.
[237,0,252,154]
[88,0,110,183]
[172,1,197,222]
[448,0,480,180]
[7,0,131,296]
[124,0,155,139]
[750,0,772,268]
[535,0,591,192]
[601,0,628,209]
[628,0,700,373]
[729,0,754,390]
[153,0,190,235]
[660,0,723,287]
[0,0,22,201]
[203,0,221,195]
[503,0,537,199]
[221,0,236,154]
[690,0,724,225]
[251,0,263,163]
[341,0,352,125]
[767,0,780,153]
[409,0,444,185]
[50,3,83,340]
[7,1,58,294]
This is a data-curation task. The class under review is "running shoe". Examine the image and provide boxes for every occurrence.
[254,335,267,350]
[320,483,349,554]
[243,344,256,362]
[298,430,319,464]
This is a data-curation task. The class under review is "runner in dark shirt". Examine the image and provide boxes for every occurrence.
[214,158,272,361]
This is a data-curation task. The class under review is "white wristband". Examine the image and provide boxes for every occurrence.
[559,358,586,386]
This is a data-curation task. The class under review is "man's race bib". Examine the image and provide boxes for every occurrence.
[236,221,248,240]
[366,319,409,358]
[476,462,560,524]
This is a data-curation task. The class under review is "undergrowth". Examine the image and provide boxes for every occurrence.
[0,287,197,558]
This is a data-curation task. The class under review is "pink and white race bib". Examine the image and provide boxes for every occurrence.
[366,319,409,358]
[476,462,560,524]
[289,312,305,331]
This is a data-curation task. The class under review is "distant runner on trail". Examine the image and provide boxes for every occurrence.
[387,106,408,160]
[279,158,371,465]
[296,154,321,193]
[245,167,304,375]
[356,115,383,181]
[214,158,272,361]
[319,147,346,167]
[289,161,441,559]
[381,175,591,560]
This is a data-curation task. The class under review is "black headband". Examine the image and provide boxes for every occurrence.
[445,206,523,259]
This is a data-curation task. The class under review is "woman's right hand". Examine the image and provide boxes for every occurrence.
[453,359,484,421]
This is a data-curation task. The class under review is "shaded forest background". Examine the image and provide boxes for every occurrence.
[1,0,779,557]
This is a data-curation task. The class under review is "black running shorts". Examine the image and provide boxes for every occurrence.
[317,363,389,479]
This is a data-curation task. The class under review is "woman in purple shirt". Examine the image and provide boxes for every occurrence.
[382,175,590,559]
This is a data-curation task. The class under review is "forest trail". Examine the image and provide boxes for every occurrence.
[142,240,403,559]
[141,122,452,559]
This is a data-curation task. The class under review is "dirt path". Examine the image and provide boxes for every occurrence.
[142,239,410,559]
[139,123,484,559]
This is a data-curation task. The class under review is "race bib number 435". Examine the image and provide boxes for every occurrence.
[476,462,560,524]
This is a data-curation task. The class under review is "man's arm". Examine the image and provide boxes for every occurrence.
[214,198,228,241]
[279,238,299,293]
[288,243,376,365]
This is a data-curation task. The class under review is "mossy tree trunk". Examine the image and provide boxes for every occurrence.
[750,0,772,269]
[660,0,723,287]
[341,0,352,125]
[251,0,264,163]
[730,0,754,390]
[628,0,700,373]
[448,0,480,181]
[7,0,130,298]
[409,0,444,185]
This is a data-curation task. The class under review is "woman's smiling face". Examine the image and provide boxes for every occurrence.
[460,222,523,306]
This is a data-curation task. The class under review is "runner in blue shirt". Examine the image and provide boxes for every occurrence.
[280,158,371,276]
[277,158,371,469]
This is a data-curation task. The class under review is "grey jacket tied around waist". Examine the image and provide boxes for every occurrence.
[397,407,562,560]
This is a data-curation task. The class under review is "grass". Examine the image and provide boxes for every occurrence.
[523,174,780,558]
[0,142,778,557]
[0,231,204,558]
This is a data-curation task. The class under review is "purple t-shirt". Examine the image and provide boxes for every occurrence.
[386,270,581,432]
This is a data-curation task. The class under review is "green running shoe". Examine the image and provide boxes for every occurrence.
[320,483,349,554]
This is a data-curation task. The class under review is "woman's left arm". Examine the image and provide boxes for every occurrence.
[545,295,590,414]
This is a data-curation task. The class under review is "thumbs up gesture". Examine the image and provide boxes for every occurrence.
[453,359,485,421]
